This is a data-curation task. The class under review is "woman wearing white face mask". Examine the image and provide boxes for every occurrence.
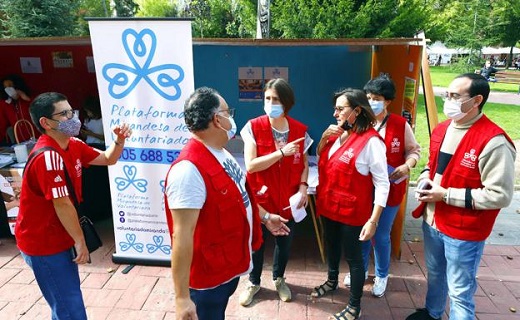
[0,74,38,143]
[238,78,312,307]
[336,76,421,299]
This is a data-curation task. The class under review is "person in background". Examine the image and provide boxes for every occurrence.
[238,78,311,306]
[342,76,421,297]
[165,87,283,320]
[406,73,516,320]
[0,74,39,142]
[312,88,389,320]
[479,60,498,82]
[15,92,132,319]
[80,96,105,147]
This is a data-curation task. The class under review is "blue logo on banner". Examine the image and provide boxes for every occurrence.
[119,233,144,252]
[102,28,185,100]
[146,235,171,255]
[115,165,148,192]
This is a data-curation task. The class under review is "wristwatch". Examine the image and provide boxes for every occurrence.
[261,212,270,222]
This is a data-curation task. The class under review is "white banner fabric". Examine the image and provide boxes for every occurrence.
[88,19,193,264]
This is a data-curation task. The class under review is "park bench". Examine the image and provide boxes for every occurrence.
[493,70,520,93]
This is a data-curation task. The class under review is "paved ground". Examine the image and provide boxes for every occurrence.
[1,189,519,320]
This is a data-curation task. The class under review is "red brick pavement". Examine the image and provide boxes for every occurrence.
[1,219,520,320]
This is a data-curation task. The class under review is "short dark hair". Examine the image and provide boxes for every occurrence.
[265,78,295,113]
[82,96,102,119]
[363,75,396,100]
[333,88,376,133]
[455,73,490,111]
[184,87,220,132]
[30,92,68,133]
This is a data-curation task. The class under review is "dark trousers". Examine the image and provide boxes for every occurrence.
[189,277,239,320]
[322,216,364,308]
[249,219,296,284]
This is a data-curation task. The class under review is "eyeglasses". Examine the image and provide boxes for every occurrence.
[333,106,350,113]
[217,108,235,118]
[51,109,78,120]
[441,92,472,102]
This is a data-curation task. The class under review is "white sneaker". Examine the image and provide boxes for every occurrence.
[371,275,389,297]
[273,277,292,302]
[239,282,260,306]
[343,271,368,287]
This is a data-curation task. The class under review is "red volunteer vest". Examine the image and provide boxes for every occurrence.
[384,114,407,206]
[317,129,382,226]
[246,115,307,219]
[164,139,262,289]
[412,116,514,241]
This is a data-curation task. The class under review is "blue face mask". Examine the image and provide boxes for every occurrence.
[226,116,237,140]
[264,103,284,118]
[369,100,385,116]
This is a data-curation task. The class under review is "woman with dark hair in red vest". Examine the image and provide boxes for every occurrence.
[341,76,421,298]
[311,88,389,320]
[238,78,311,307]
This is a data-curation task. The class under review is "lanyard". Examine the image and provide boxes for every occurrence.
[376,114,389,132]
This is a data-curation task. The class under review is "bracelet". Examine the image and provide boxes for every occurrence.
[300,181,309,187]
[114,140,122,146]
[261,212,270,222]
[368,220,378,227]
[405,162,413,171]
[279,149,285,157]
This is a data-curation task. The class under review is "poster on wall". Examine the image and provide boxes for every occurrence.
[86,56,96,73]
[402,77,416,126]
[238,67,263,101]
[88,18,194,265]
[52,51,74,68]
[264,67,289,84]
[20,57,42,74]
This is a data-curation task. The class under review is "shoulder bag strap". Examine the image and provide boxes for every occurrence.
[23,146,81,214]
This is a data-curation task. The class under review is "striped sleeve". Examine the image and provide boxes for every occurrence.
[40,150,69,199]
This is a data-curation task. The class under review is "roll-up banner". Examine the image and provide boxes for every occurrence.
[88,18,194,265]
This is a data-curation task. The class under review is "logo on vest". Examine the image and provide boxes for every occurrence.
[461,148,477,169]
[391,138,401,153]
[75,159,82,178]
[293,152,301,164]
[339,148,355,164]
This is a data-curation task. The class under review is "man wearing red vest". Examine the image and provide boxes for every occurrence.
[164,87,275,320]
[407,73,516,320]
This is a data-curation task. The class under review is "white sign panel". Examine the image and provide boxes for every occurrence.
[88,19,194,264]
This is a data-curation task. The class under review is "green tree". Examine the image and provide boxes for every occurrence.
[113,0,139,17]
[180,0,255,38]
[135,0,177,17]
[0,0,78,37]
[75,0,111,36]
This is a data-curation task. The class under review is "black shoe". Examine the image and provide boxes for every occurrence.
[405,308,440,320]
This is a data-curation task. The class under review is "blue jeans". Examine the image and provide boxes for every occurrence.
[189,277,239,320]
[362,204,399,278]
[21,249,87,320]
[249,220,296,284]
[422,221,485,320]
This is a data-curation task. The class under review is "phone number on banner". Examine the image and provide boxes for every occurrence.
[119,147,181,165]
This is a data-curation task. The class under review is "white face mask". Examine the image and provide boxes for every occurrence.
[443,99,468,121]
[219,115,237,140]
[4,87,18,100]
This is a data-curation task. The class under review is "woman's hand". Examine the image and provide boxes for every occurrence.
[388,163,410,182]
[265,214,290,236]
[359,221,377,241]
[280,137,305,157]
[296,185,308,209]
